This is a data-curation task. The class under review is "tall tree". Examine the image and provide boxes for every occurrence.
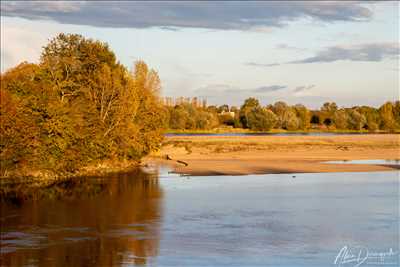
[347,109,366,130]
[293,104,311,130]
[246,107,277,131]
[333,109,349,129]
[320,102,337,127]
[1,33,164,176]
[240,98,260,128]
[379,102,397,130]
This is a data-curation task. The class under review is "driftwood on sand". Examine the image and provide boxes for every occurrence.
[177,160,189,166]
[165,154,189,166]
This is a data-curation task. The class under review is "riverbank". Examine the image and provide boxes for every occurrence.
[0,160,141,202]
[165,128,399,134]
[147,134,400,175]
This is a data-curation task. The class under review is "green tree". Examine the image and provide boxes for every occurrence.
[169,105,188,129]
[196,110,219,129]
[246,107,277,131]
[240,98,260,128]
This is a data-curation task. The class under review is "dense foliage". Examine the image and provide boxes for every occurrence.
[164,98,400,132]
[1,34,165,176]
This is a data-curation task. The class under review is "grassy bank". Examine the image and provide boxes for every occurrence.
[162,134,399,151]
[165,128,399,134]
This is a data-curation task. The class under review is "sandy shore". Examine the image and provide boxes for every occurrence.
[146,134,400,175]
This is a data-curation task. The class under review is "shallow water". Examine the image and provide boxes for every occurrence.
[1,169,399,266]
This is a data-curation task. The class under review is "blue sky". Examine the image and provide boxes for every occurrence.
[1,1,399,108]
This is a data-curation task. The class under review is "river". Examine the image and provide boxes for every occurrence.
[1,168,399,266]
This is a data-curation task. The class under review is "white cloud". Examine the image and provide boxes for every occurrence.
[1,18,59,72]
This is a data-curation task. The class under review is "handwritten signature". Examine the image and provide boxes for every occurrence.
[334,246,398,267]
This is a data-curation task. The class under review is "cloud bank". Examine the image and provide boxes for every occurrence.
[1,1,374,30]
[246,42,400,67]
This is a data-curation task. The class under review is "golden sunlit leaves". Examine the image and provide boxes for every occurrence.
[0,34,164,177]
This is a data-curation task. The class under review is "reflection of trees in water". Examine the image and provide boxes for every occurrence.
[0,169,163,266]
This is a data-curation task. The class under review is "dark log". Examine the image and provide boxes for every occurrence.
[177,160,188,166]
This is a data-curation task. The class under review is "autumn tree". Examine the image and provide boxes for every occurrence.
[347,109,366,130]
[0,89,38,174]
[246,107,277,131]
[239,98,260,128]
[196,110,219,129]
[1,33,164,176]
[357,106,380,131]
[218,104,229,113]
[293,104,311,130]
[394,101,400,126]
[169,105,189,129]
[379,102,397,130]
[271,101,299,130]
[218,113,235,126]
[320,102,338,127]
[310,112,321,125]
[333,109,349,129]
[129,61,166,157]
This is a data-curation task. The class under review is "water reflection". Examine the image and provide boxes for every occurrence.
[0,169,163,266]
[1,169,399,266]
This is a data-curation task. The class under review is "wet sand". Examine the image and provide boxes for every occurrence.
[147,134,400,175]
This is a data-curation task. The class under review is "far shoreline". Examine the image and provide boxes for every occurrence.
[164,129,400,135]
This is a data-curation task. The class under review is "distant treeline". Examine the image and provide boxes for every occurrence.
[164,98,400,132]
[1,34,165,177]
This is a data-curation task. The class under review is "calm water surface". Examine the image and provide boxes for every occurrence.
[1,169,399,266]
